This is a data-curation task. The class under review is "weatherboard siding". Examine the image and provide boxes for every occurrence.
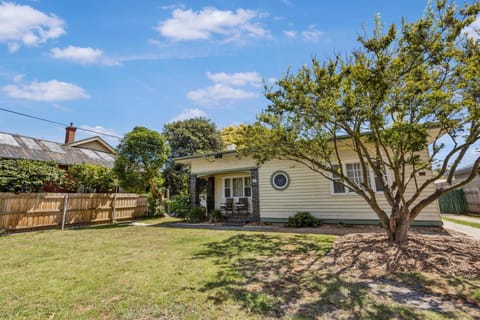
[258,158,440,222]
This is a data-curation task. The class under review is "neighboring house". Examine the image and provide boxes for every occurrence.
[0,124,115,169]
[176,148,442,226]
[454,164,480,190]
[453,164,480,214]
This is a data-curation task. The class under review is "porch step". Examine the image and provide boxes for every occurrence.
[224,214,249,226]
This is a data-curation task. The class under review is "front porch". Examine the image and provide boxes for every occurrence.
[190,168,260,223]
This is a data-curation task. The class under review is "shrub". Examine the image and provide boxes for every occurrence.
[166,193,190,218]
[147,194,165,217]
[187,206,206,223]
[286,212,322,228]
[209,209,224,223]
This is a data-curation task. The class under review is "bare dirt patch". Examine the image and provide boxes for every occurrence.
[333,233,480,278]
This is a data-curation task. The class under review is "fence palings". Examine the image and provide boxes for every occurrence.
[0,193,147,231]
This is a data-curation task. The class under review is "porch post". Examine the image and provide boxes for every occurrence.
[250,168,260,222]
[190,174,200,206]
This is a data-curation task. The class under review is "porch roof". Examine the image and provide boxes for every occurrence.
[195,167,256,178]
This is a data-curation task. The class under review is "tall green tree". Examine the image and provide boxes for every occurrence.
[0,159,65,193]
[163,117,223,195]
[114,126,170,194]
[221,124,248,147]
[67,164,116,193]
[238,1,480,244]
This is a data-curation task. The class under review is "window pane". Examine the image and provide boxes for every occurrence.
[332,165,345,193]
[224,178,231,197]
[346,163,363,186]
[333,181,345,193]
[244,177,252,197]
[375,176,384,191]
[244,177,251,187]
[244,187,252,197]
[233,178,243,197]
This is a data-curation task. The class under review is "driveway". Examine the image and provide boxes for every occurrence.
[442,214,480,241]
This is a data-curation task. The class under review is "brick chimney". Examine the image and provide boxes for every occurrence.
[65,123,77,143]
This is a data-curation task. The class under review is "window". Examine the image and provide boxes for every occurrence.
[224,176,252,198]
[224,178,231,198]
[332,165,345,194]
[332,162,387,194]
[271,171,290,190]
[244,177,252,197]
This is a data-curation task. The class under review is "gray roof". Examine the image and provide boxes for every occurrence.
[0,132,115,168]
[454,164,479,177]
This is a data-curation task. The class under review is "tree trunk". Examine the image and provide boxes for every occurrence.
[388,214,410,244]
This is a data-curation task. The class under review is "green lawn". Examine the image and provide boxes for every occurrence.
[443,216,480,229]
[0,220,478,319]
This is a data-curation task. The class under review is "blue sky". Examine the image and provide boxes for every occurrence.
[0,0,477,166]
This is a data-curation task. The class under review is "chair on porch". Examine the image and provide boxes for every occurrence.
[235,197,249,215]
[220,198,234,216]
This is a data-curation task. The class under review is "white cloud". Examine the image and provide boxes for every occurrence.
[13,74,24,83]
[187,71,262,107]
[155,7,269,42]
[187,84,258,107]
[50,46,119,66]
[171,108,207,122]
[463,16,480,40]
[3,80,89,102]
[0,2,65,52]
[206,71,262,87]
[302,25,323,42]
[283,30,297,38]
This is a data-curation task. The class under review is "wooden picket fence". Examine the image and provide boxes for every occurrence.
[0,193,147,232]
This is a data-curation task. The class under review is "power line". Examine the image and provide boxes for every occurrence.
[0,107,123,140]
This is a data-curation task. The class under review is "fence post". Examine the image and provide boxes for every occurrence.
[112,193,117,224]
[61,194,68,230]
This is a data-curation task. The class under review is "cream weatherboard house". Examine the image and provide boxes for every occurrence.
[176,148,443,226]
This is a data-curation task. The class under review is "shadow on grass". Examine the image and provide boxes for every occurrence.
[193,233,454,319]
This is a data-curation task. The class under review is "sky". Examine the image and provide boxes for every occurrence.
[0,0,478,165]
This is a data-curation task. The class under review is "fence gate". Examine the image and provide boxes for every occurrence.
[438,189,467,214]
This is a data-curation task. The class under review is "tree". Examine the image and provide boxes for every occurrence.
[114,126,170,195]
[221,124,248,147]
[237,1,480,244]
[163,117,223,195]
[67,164,116,193]
[0,159,65,193]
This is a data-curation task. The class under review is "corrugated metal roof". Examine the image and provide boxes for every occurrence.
[0,132,115,168]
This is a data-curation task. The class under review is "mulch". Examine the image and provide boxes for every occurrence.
[333,232,480,278]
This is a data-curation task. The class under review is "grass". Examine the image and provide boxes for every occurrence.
[442,216,480,229]
[0,218,478,319]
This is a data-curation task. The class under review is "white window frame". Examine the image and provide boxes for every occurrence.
[330,160,389,196]
[224,176,252,198]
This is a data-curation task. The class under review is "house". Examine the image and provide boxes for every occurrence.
[176,148,442,226]
[0,124,115,169]
[454,164,480,190]
[453,164,480,214]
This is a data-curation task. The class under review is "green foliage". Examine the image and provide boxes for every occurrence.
[67,163,116,193]
[114,126,170,194]
[286,212,322,228]
[187,206,206,223]
[166,193,190,218]
[221,124,248,147]
[147,193,165,217]
[0,159,65,193]
[237,2,480,243]
[163,117,223,196]
[209,209,224,223]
